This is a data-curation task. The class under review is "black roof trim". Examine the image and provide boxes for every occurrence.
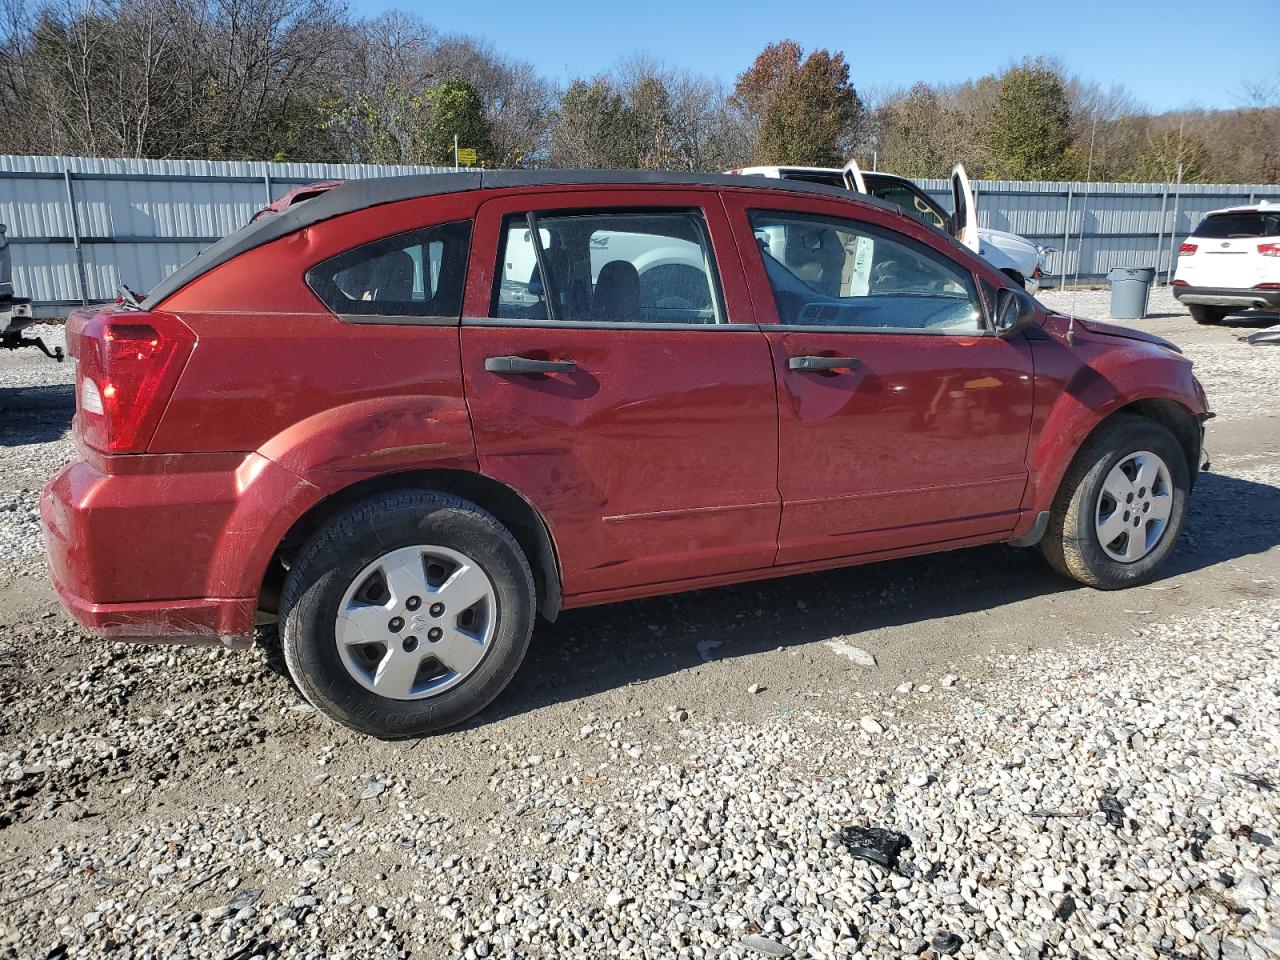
[147,169,898,306]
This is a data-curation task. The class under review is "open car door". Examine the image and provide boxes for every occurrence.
[841,158,868,194]
[950,164,980,254]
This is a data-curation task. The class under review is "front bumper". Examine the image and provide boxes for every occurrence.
[41,450,317,646]
[1173,285,1280,309]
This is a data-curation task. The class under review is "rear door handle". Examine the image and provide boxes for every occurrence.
[787,355,862,372]
[485,355,577,374]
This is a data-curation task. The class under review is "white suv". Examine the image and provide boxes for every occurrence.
[1173,202,1280,324]
[728,163,1049,291]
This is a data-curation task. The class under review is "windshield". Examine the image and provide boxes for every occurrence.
[1192,212,1280,239]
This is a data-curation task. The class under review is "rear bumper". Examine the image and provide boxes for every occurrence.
[41,450,319,646]
[46,579,257,647]
[1173,285,1280,309]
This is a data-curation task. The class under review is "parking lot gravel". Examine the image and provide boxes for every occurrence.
[2,290,1278,960]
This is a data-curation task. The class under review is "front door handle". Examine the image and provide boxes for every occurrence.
[485,355,577,374]
[787,355,862,372]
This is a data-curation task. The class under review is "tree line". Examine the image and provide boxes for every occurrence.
[1,0,1276,183]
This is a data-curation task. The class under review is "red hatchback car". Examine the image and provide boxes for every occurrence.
[42,171,1210,737]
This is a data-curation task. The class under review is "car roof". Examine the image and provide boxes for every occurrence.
[148,169,899,305]
[1202,200,1280,217]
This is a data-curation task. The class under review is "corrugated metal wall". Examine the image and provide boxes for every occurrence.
[2,155,1279,315]
[0,155,452,316]
[917,178,1280,286]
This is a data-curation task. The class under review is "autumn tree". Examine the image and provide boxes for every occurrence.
[735,40,861,166]
[1132,126,1211,183]
[730,38,802,137]
[759,50,861,166]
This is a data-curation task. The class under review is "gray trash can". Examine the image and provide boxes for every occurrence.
[1107,266,1156,320]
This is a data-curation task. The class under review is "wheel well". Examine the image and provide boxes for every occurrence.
[1095,398,1202,487]
[1001,268,1026,288]
[259,470,563,622]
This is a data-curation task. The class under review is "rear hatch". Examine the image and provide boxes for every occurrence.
[1177,209,1280,289]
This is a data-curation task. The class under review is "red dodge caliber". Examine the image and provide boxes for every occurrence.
[42,171,1211,737]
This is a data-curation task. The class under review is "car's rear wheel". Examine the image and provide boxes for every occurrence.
[1040,416,1189,589]
[1189,304,1229,325]
[279,491,535,738]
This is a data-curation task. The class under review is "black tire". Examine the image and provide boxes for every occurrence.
[279,491,535,739]
[1040,415,1189,589]
[1189,304,1229,325]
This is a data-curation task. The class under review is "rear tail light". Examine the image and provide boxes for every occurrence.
[1259,242,1280,257]
[1178,243,1197,256]
[1255,282,1280,290]
[70,310,195,453]
[1172,279,1188,287]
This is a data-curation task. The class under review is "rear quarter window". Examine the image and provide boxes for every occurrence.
[306,220,472,322]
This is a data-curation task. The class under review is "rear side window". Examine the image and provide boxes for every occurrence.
[492,210,724,325]
[1191,212,1280,239]
[307,220,472,321]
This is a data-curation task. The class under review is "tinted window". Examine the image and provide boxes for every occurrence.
[778,170,845,188]
[748,210,984,333]
[307,220,472,319]
[493,210,723,324]
[866,179,947,230]
[1191,212,1280,239]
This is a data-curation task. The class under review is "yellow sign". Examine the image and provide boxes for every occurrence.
[456,148,478,166]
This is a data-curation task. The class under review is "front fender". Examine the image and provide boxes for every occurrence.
[1024,322,1207,515]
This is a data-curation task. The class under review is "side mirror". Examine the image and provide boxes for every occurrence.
[993,286,1037,338]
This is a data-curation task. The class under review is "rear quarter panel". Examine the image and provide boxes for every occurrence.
[148,193,483,597]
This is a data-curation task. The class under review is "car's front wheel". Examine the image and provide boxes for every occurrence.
[1189,304,1229,325]
[279,491,535,738]
[1040,416,1189,589]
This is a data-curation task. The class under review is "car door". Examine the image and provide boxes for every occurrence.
[460,188,780,599]
[721,189,1035,566]
[950,164,981,254]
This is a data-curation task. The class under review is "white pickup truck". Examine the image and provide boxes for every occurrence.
[729,163,1049,292]
[0,223,63,361]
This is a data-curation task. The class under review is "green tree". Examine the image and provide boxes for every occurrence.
[754,48,861,166]
[548,77,635,167]
[414,77,492,165]
[985,59,1076,179]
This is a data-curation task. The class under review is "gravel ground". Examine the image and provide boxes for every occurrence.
[2,294,1278,960]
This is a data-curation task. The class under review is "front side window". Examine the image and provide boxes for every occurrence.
[747,210,984,333]
[307,220,472,320]
[493,210,723,324]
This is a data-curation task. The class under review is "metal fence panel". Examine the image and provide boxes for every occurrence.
[3,155,1280,314]
[0,155,454,314]
[920,179,1280,283]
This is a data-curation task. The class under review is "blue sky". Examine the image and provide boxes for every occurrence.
[353,0,1272,112]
